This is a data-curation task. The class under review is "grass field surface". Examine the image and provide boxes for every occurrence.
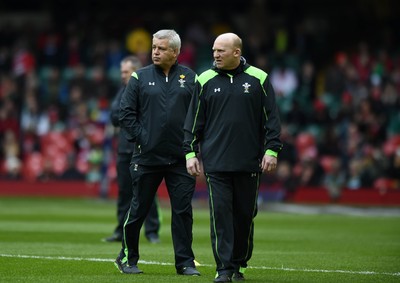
[0,197,399,283]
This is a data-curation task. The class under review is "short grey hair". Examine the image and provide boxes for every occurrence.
[121,55,142,70]
[153,29,181,55]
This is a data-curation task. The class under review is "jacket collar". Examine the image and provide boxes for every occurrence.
[212,56,247,76]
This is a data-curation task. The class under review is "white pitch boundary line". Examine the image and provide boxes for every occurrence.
[1,254,399,277]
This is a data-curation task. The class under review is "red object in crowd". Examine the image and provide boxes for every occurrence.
[12,50,36,76]
[295,132,316,160]
[22,152,44,181]
[383,134,400,156]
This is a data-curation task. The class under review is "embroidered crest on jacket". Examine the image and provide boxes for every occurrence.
[242,82,251,93]
[178,75,186,88]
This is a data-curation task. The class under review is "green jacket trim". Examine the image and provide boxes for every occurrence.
[244,65,268,85]
[186,152,196,160]
[265,149,278,157]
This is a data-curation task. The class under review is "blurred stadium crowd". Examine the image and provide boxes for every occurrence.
[0,0,399,200]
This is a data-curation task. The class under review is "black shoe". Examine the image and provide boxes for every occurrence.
[102,233,122,242]
[214,274,232,282]
[146,233,160,244]
[177,266,201,276]
[114,256,143,274]
[232,271,245,281]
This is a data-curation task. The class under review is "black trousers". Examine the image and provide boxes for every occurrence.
[120,162,196,270]
[205,172,260,275]
[115,153,160,238]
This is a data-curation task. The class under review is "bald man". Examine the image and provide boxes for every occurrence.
[184,33,283,282]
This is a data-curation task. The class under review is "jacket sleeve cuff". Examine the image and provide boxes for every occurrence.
[265,149,278,157]
[185,152,196,160]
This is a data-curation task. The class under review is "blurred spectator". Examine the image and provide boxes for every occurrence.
[12,39,36,78]
[278,123,297,166]
[297,60,317,105]
[262,160,297,200]
[86,65,115,123]
[385,147,400,189]
[351,41,373,84]
[61,35,86,68]
[346,158,363,190]
[37,158,57,182]
[58,153,85,180]
[20,90,50,136]
[0,95,20,142]
[86,143,104,183]
[1,130,22,179]
[106,40,126,82]
[0,46,12,72]
[271,61,298,116]
[381,81,400,125]
[324,51,347,96]
[67,64,91,97]
[270,61,298,98]
[293,148,324,188]
[179,40,196,69]
[318,125,341,156]
[39,66,68,109]
[323,156,346,201]
[37,27,62,67]
[285,100,309,128]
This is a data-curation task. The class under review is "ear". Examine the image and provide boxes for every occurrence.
[173,48,180,58]
[233,48,241,57]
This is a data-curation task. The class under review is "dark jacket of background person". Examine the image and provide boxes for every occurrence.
[110,86,134,155]
[105,56,161,244]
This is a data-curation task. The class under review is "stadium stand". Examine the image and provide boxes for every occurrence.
[0,0,399,205]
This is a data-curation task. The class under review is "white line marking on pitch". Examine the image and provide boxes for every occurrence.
[1,254,399,277]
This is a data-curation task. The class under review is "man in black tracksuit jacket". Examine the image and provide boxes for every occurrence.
[115,29,200,276]
[183,33,283,282]
[104,55,160,243]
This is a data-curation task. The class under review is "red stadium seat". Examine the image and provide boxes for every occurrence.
[383,134,400,156]
[52,153,68,175]
[320,155,337,173]
[295,132,316,157]
[41,131,73,155]
[76,155,89,174]
[373,177,397,193]
[23,152,44,181]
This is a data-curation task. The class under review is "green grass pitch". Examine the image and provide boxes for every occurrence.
[0,197,399,283]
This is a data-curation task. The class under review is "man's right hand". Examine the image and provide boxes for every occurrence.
[186,157,201,176]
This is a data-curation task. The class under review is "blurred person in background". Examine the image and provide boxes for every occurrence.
[20,90,50,137]
[322,156,346,202]
[385,147,400,189]
[184,33,282,282]
[103,55,161,243]
[1,130,21,179]
[114,30,199,276]
[58,152,85,180]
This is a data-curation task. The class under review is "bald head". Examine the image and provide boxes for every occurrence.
[215,33,242,50]
[213,33,242,70]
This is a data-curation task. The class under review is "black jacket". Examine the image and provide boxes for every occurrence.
[120,62,197,166]
[183,58,283,172]
[110,86,135,155]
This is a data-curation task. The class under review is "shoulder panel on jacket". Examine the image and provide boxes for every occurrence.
[131,71,139,79]
[244,66,268,84]
[197,69,218,86]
